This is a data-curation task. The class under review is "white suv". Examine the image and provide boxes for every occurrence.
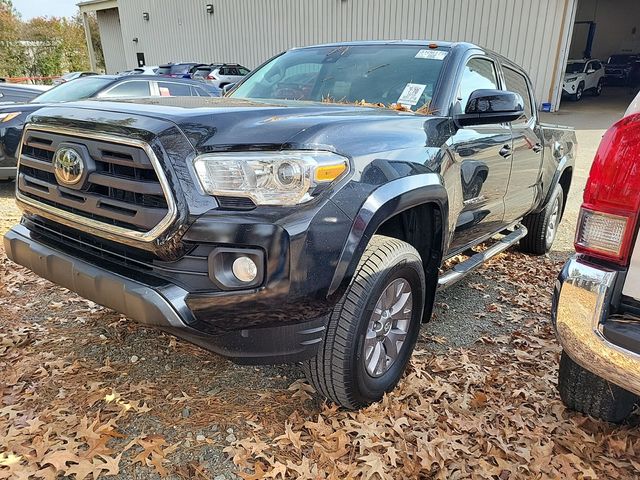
[562,59,605,101]
[192,64,250,88]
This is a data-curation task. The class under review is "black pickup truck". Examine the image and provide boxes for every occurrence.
[4,41,576,408]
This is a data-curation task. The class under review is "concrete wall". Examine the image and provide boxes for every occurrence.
[96,8,127,74]
[569,0,640,60]
[98,0,578,109]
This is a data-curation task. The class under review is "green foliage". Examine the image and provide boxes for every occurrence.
[0,5,104,79]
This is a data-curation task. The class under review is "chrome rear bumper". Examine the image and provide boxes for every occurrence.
[552,255,640,397]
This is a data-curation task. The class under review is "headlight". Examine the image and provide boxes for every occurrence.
[565,77,578,82]
[0,111,21,123]
[193,151,348,205]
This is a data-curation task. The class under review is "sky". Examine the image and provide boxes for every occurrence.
[13,0,80,20]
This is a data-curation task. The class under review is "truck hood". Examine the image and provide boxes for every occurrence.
[28,96,436,156]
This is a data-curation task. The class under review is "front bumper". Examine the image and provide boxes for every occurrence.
[3,224,326,364]
[562,82,577,95]
[0,166,15,180]
[552,255,640,397]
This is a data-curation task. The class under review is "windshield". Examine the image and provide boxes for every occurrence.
[608,55,634,64]
[231,45,448,112]
[32,77,112,103]
[565,63,585,74]
[171,64,194,75]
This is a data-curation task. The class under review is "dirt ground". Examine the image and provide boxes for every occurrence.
[2,88,639,479]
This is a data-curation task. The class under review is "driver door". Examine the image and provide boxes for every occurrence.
[447,56,512,255]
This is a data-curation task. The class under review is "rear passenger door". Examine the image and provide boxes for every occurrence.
[502,65,543,222]
[447,56,512,254]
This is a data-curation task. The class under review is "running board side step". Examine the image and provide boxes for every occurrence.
[437,225,528,290]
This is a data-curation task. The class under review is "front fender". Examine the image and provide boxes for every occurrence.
[328,173,448,297]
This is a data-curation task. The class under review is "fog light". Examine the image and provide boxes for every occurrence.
[232,256,258,282]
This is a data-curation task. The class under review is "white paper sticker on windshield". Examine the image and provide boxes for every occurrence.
[415,49,448,60]
[398,83,427,106]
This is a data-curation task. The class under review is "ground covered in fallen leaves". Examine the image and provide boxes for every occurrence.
[1,214,639,478]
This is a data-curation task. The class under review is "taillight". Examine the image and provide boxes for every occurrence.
[207,73,218,80]
[575,113,640,265]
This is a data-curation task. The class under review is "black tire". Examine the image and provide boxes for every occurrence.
[519,184,563,254]
[558,352,638,423]
[303,235,426,409]
[593,78,604,96]
[572,82,584,101]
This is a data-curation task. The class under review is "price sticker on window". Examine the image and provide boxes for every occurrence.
[415,49,448,60]
[398,83,427,106]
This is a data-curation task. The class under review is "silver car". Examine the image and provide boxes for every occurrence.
[192,64,250,88]
[52,71,99,86]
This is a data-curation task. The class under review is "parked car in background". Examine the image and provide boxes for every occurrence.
[553,91,640,423]
[604,54,639,85]
[157,62,207,78]
[0,75,220,181]
[192,63,250,88]
[562,59,605,101]
[3,40,576,409]
[0,83,50,104]
[52,71,99,86]
[119,66,159,75]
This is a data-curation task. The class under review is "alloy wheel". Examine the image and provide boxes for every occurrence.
[546,197,560,246]
[363,278,413,378]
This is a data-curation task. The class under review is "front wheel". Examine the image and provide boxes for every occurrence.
[303,235,425,409]
[519,184,563,254]
[594,78,604,96]
[572,82,584,101]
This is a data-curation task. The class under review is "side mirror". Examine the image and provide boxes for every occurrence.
[587,68,596,74]
[222,83,236,96]
[455,89,525,127]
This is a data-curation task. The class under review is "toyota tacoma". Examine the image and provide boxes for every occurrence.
[4,41,576,408]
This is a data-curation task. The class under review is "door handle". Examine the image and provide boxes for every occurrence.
[499,144,512,158]
[533,143,543,153]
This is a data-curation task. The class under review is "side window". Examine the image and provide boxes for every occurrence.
[503,67,533,123]
[157,82,192,97]
[238,67,250,75]
[458,58,499,111]
[592,61,602,71]
[102,81,151,98]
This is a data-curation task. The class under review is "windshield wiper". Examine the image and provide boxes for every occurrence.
[366,63,389,74]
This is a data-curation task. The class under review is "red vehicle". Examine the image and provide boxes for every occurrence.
[552,92,640,422]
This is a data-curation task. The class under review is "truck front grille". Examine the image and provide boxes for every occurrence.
[16,126,176,243]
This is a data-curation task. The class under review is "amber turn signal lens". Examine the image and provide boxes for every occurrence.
[315,163,347,182]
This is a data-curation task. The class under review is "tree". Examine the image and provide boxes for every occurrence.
[0,0,26,77]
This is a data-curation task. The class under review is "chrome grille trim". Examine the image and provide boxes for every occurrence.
[15,125,178,245]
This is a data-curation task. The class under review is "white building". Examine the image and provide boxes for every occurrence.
[78,0,639,111]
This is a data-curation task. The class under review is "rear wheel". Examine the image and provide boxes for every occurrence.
[558,352,638,423]
[519,184,563,254]
[303,235,425,409]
